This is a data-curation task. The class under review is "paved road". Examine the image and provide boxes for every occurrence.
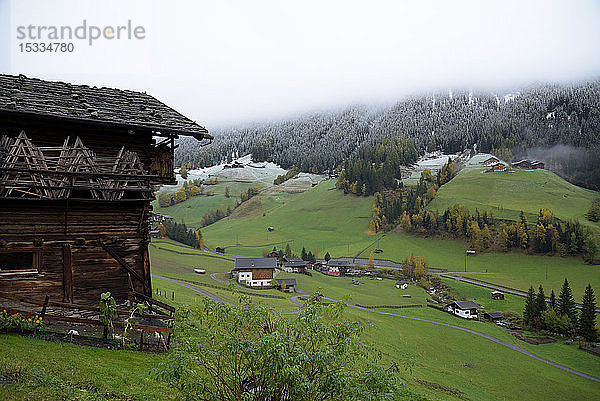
[152,274,230,304]
[326,298,600,384]
[439,274,600,312]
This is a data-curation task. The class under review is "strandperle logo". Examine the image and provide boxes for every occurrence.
[16,20,146,45]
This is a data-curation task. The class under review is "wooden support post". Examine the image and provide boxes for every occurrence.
[141,244,152,296]
[41,295,49,319]
[62,244,73,303]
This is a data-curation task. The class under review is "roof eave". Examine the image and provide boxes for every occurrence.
[0,109,211,141]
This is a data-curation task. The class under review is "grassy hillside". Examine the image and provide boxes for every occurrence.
[153,194,237,227]
[202,180,375,257]
[198,179,598,299]
[428,168,599,232]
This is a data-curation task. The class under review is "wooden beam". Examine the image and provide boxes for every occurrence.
[141,243,152,296]
[62,244,73,303]
[133,291,175,313]
[41,295,50,318]
[2,306,172,333]
[97,239,147,291]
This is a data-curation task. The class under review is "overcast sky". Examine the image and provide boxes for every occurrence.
[2,0,600,129]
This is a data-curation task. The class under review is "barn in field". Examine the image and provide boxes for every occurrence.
[0,74,212,307]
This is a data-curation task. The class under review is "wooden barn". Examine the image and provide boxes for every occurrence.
[0,74,212,307]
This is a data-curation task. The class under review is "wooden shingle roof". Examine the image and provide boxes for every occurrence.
[0,74,211,140]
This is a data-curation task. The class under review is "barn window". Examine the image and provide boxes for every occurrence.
[0,250,40,275]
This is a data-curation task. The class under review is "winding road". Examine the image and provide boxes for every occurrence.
[152,273,600,384]
[439,273,600,312]
[342,301,600,384]
[152,274,230,304]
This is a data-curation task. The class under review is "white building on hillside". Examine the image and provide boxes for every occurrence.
[234,257,277,288]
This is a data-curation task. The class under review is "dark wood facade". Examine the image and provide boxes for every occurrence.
[0,74,211,306]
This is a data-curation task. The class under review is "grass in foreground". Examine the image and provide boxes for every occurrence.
[0,334,174,400]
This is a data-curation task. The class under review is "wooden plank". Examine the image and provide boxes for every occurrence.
[97,239,147,290]
[3,307,172,333]
[0,292,172,320]
[62,244,73,302]
[141,243,152,296]
[133,291,175,313]
[41,295,49,318]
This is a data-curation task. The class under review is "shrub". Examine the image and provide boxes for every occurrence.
[154,294,403,401]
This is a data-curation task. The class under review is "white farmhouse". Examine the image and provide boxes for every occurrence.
[447,300,481,319]
[234,257,277,288]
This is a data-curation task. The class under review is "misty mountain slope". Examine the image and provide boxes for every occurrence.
[177,80,600,189]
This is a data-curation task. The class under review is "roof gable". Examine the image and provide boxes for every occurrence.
[0,74,211,140]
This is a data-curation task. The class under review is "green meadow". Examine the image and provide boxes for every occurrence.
[144,240,600,401]
[428,167,600,235]
[197,179,598,299]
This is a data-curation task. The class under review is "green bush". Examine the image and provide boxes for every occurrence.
[154,294,403,401]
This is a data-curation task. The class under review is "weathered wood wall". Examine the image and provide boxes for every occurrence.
[0,199,152,306]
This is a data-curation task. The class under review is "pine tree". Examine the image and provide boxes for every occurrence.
[324,252,331,262]
[523,286,537,327]
[285,244,292,258]
[549,290,556,309]
[534,285,547,329]
[558,278,578,325]
[536,285,547,314]
[301,247,307,261]
[578,284,598,342]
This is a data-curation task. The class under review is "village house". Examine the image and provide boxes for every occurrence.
[447,300,481,319]
[282,258,307,273]
[149,212,173,223]
[233,257,277,288]
[0,74,211,307]
[487,162,507,172]
[274,278,296,292]
[396,281,408,290]
[491,291,505,300]
[327,259,349,276]
[482,156,500,166]
[511,159,545,170]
